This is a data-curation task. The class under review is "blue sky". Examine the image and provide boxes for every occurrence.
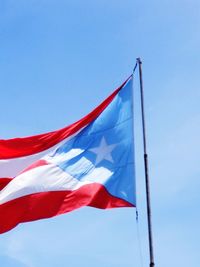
[0,0,200,266]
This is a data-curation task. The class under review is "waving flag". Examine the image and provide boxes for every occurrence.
[0,76,136,234]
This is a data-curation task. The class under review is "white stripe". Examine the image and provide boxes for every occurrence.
[0,128,85,178]
[0,162,113,205]
[0,164,92,204]
[0,152,48,178]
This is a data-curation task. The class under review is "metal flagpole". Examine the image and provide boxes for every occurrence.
[136,58,155,267]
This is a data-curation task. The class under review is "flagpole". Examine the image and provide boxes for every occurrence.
[136,58,155,267]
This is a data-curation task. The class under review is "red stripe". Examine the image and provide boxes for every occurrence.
[0,183,134,234]
[0,79,129,160]
[0,178,12,190]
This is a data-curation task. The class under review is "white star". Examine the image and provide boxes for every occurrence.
[89,137,117,165]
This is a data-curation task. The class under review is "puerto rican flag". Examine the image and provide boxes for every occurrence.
[0,76,136,234]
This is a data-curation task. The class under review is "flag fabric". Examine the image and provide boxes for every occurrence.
[0,76,136,234]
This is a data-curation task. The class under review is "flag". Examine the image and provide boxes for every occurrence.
[0,76,136,234]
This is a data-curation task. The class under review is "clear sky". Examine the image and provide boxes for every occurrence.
[0,1,200,266]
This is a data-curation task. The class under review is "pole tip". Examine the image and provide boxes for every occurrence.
[136,57,142,64]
